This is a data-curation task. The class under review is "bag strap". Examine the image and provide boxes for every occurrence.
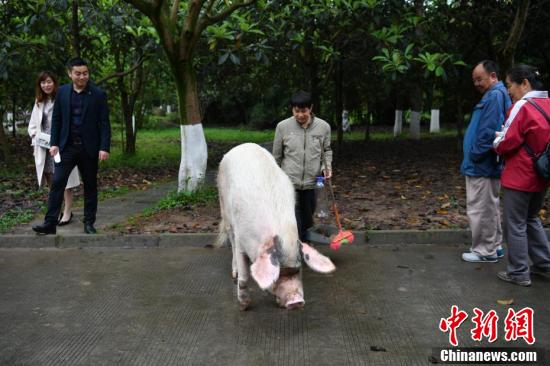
[523,99,550,158]
[527,99,550,124]
[498,89,509,120]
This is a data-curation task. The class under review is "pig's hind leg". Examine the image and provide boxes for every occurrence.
[236,249,252,311]
[229,229,238,282]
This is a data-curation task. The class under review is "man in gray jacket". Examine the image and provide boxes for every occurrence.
[273,91,333,242]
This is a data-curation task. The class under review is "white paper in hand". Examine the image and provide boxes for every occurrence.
[54,153,61,163]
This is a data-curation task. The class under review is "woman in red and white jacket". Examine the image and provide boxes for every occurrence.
[493,64,550,286]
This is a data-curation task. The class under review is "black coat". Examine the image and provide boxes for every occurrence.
[50,82,111,157]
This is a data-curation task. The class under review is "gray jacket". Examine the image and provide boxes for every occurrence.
[273,116,332,190]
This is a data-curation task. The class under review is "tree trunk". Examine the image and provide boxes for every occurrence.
[499,0,530,75]
[126,59,144,154]
[334,59,343,153]
[394,110,403,137]
[114,49,133,155]
[0,110,11,164]
[174,61,207,192]
[11,95,16,138]
[409,85,423,140]
[71,0,81,58]
[430,109,440,133]
[364,111,372,142]
[394,91,404,137]
[456,97,464,153]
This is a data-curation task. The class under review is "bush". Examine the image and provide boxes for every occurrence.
[142,113,179,130]
[142,187,218,216]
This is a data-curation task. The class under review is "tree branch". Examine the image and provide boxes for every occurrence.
[170,0,181,24]
[178,0,204,61]
[204,0,216,15]
[123,0,157,16]
[198,0,256,33]
[501,0,530,70]
[96,56,146,85]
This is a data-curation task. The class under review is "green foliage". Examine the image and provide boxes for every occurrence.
[142,187,218,217]
[0,208,36,234]
[372,46,413,77]
[98,186,131,201]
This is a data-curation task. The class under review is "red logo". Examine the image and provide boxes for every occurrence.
[439,306,535,346]
[471,308,499,342]
[504,307,535,344]
[439,305,469,346]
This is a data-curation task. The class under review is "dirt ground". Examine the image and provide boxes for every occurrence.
[5,136,549,234]
[115,136,550,234]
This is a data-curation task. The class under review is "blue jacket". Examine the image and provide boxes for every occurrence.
[460,81,511,178]
[51,82,111,157]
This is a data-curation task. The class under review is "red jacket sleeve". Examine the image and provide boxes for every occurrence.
[494,104,527,156]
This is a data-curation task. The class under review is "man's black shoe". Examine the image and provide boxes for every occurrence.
[32,223,56,235]
[84,223,97,234]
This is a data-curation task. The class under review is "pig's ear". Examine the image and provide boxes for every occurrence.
[251,236,282,289]
[301,242,336,273]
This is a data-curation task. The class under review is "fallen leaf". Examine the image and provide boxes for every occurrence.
[370,346,387,352]
[497,299,514,305]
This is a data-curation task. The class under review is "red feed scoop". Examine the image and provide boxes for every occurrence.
[326,183,354,250]
[330,230,354,250]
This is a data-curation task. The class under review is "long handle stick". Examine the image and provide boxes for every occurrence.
[320,142,343,232]
[325,177,343,232]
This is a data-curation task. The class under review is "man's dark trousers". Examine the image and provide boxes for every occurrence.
[295,189,316,242]
[44,142,98,225]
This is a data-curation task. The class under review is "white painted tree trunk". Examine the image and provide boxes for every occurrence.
[409,111,421,139]
[393,110,403,137]
[178,123,207,192]
[430,109,440,133]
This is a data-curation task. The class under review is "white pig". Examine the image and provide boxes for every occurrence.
[216,143,335,310]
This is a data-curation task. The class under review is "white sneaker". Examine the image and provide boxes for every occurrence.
[462,252,498,263]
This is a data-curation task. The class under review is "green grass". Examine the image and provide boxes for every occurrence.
[343,127,458,141]
[98,186,132,200]
[204,127,275,143]
[141,186,218,217]
[105,126,459,170]
[0,208,37,233]
[105,127,278,170]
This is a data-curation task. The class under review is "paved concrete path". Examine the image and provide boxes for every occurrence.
[11,169,217,236]
[11,180,177,235]
[1,244,548,365]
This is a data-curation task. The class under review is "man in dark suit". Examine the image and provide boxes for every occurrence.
[33,58,111,235]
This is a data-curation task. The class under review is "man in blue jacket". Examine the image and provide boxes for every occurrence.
[460,60,511,262]
[33,58,111,235]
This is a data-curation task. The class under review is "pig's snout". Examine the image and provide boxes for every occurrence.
[285,294,305,310]
[273,271,304,310]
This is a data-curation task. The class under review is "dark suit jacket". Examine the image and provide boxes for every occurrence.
[51,82,111,158]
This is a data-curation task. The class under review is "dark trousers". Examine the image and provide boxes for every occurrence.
[295,189,316,242]
[502,188,550,280]
[45,143,98,225]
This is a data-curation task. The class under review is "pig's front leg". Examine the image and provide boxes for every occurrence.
[228,230,238,282]
[236,251,251,311]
